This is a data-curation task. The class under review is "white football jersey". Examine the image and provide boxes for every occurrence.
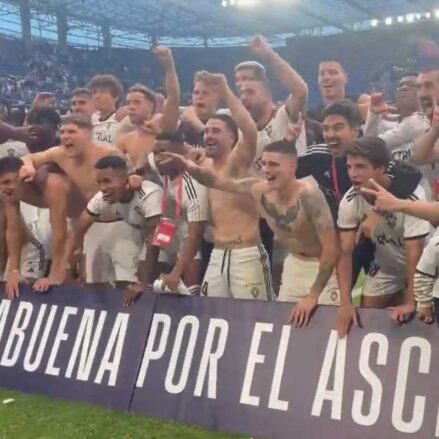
[338,185,431,274]
[0,140,29,158]
[87,181,163,231]
[91,112,122,146]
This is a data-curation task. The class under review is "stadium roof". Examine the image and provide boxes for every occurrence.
[0,0,438,47]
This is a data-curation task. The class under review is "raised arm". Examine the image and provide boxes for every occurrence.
[361,179,439,226]
[160,152,258,195]
[250,34,308,118]
[212,73,257,168]
[153,46,180,133]
[291,186,339,327]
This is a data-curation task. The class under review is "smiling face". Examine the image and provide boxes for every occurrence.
[27,118,56,151]
[318,61,347,102]
[95,167,127,203]
[0,171,20,201]
[261,151,297,190]
[203,118,236,158]
[396,75,418,113]
[322,114,359,156]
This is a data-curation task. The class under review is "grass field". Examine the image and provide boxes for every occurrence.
[0,388,247,439]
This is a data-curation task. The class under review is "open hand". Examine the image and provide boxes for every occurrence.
[361,179,402,213]
[290,294,318,327]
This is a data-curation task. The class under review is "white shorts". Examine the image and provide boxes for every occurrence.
[4,204,51,280]
[83,221,142,283]
[201,244,274,301]
[278,254,339,305]
[362,261,405,297]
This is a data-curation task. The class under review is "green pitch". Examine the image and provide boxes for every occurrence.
[0,388,247,439]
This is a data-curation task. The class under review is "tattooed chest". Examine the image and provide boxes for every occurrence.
[260,195,301,232]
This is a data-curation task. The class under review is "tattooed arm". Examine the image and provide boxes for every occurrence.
[290,185,339,328]
[301,185,339,296]
[160,152,260,196]
[192,165,259,196]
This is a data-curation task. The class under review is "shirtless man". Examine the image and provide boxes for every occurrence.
[164,139,338,325]
[18,115,129,289]
[180,73,274,300]
[178,71,221,148]
[308,60,370,122]
[116,46,180,170]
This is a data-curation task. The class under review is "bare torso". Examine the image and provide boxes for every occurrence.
[207,159,261,249]
[255,178,323,259]
[119,130,155,168]
[55,144,118,201]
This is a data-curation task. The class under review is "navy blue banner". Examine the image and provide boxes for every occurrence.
[131,295,439,439]
[0,285,157,410]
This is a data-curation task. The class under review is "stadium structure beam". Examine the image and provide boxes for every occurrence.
[406,0,436,10]
[295,5,348,31]
[339,0,383,19]
[101,20,111,48]
[56,5,67,48]
[19,0,31,42]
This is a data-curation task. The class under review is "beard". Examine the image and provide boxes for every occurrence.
[420,96,434,112]
[248,104,265,122]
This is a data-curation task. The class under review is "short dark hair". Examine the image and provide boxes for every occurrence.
[209,114,239,144]
[234,61,267,81]
[319,60,345,71]
[345,136,390,168]
[87,74,123,99]
[71,88,91,98]
[321,100,363,128]
[127,84,156,110]
[155,131,185,144]
[0,156,23,177]
[264,140,297,156]
[61,114,93,131]
[94,155,128,172]
[27,106,61,128]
